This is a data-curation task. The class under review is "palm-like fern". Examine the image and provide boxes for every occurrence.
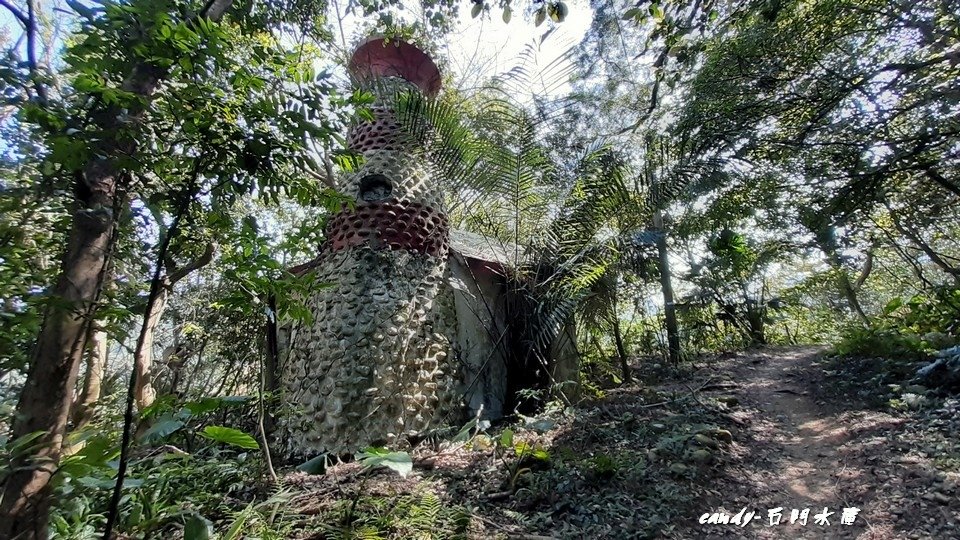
[388,43,711,402]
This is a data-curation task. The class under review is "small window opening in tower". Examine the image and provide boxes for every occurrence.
[358,174,393,202]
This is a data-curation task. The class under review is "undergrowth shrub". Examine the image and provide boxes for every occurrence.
[36,394,265,540]
[835,287,960,360]
[320,490,471,540]
[835,326,931,360]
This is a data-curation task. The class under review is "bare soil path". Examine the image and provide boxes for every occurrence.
[688,346,960,540]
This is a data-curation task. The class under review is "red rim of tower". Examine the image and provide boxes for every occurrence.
[348,37,442,97]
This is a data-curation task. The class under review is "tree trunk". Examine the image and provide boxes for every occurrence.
[853,249,874,291]
[612,315,630,384]
[654,211,680,363]
[876,221,935,288]
[136,242,214,411]
[165,345,182,396]
[745,300,767,346]
[171,337,206,397]
[134,282,168,410]
[71,322,108,430]
[810,224,871,327]
[828,250,871,326]
[0,3,235,535]
[0,186,119,540]
[263,296,281,437]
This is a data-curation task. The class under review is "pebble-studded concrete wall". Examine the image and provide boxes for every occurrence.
[280,41,460,457]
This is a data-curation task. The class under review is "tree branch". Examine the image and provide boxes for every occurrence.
[887,205,960,283]
[925,167,960,199]
[322,144,338,188]
[853,249,873,291]
[167,241,216,284]
[2,0,48,103]
[0,0,27,24]
[200,0,235,20]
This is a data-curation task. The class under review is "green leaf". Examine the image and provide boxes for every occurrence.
[184,513,213,540]
[139,394,178,420]
[357,447,413,478]
[471,3,482,18]
[63,434,119,468]
[223,506,253,540]
[183,396,251,416]
[883,297,903,315]
[452,418,478,442]
[199,426,259,449]
[500,428,514,448]
[138,419,185,443]
[7,431,46,456]
[75,476,114,489]
[296,454,328,475]
[502,7,512,23]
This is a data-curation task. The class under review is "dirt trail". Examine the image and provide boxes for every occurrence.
[694,346,912,539]
[735,348,867,538]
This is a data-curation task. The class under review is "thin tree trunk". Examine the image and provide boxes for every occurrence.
[875,218,935,289]
[0,3,235,535]
[853,250,874,291]
[132,201,215,409]
[654,211,680,363]
[165,343,184,396]
[925,167,960,199]
[258,338,277,484]
[71,322,109,431]
[611,315,630,384]
[811,226,871,327]
[180,340,206,398]
[745,301,767,346]
[106,165,214,537]
[714,294,754,344]
[134,237,214,411]
[263,296,281,437]
[590,333,606,361]
[835,257,870,325]
[164,324,198,398]
[134,283,168,410]
[782,320,796,345]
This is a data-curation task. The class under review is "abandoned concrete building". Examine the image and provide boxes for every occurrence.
[276,38,578,457]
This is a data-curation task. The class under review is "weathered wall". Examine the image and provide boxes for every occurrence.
[449,254,509,419]
[550,320,581,404]
[283,248,459,456]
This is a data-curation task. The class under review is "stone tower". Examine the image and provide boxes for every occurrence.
[281,39,460,457]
